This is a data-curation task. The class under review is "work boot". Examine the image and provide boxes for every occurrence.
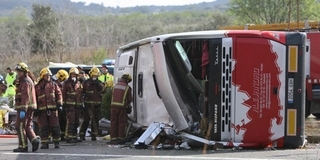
[54,142,60,149]
[66,138,77,143]
[13,147,28,152]
[74,137,82,142]
[31,139,40,152]
[80,136,86,141]
[40,144,49,149]
[91,135,96,141]
[61,134,66,141]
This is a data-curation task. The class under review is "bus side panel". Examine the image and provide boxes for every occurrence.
[283,33,306,148]
[232,37,286,145]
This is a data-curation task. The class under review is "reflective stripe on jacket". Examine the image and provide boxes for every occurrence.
[83,79,104,105]
[111,81,132,108]
[15,76,37,110]
[35,80,63,111]
[62,78,83,107]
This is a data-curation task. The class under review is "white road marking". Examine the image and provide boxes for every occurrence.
[1,152,294,160]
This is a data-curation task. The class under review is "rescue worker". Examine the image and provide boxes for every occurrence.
[77,66,89,80]
[13,62,39,152]
[79,71,88,83]
[62,67,83,143]
[35,68,63,149]
[5,67,17,87]
[110,74,133,143]
[54,69,69,141]
[99,64,114,120]
[98,64,114,86]
[5,68,17,108]
[79,67,104,141]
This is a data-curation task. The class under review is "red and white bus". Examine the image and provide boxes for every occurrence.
[115,30,306,148]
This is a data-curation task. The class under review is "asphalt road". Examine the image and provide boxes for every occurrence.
[1,137,320,160]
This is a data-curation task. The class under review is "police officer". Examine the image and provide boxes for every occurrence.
[13,62,39,152]
[79,67,104,141]
[63,67,83,143]
[35,68,63,149]
[110,74,133,143]
[54,69,69,141]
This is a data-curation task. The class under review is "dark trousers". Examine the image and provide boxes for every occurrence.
[65,106,80,139]
[15,109,37,148]
[59,109,66,138]
[79,104,100,138]
[110,107,127,140]
[38,110,61,144]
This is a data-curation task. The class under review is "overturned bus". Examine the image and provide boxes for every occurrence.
[114,30,307,149]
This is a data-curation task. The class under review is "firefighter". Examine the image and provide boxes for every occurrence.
[13,62,39,152]
[79,71,88,83]
[110,73,133,143]
[77,66,89,80]
[63,67,83,143]
[99,64,114,120]
[54,69,69,141]
[79,67,104,141]
[35,68,63,149]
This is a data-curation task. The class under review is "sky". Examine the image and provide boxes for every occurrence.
[70,0,215,8]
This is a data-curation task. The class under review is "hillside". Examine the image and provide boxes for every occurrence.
[0,0,230,16]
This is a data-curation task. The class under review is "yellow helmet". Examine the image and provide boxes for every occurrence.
[40,68,52,79]
[15,62,29,72]
[121,73,132,83]
[89,67,100,77]
[69,67,79,75]
[56,69,69,81]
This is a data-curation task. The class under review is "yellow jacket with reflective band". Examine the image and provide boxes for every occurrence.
[111,80,132,108]
[98,73,114,87]
[5,72,17,86]
[6,86,16,96]
[15,76,37,110]
[62,78,83,107]
[35,80,63,111]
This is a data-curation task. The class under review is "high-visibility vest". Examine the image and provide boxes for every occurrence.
[5,72,17,86]
[98,73,114,87]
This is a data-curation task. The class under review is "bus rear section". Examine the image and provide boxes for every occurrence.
[208,31,306,148]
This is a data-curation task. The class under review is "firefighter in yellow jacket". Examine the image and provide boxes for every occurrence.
[63,67,83,143]
[13,62,39,152]
[79,67,104,141]
[35,68,63,149]
[110,74,133,143]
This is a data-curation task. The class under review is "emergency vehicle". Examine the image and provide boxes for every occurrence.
[114,30,306,148]
[220,21,319,118]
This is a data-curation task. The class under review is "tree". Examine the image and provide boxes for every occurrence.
[228,0,320,25]
[28,4,61,60]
